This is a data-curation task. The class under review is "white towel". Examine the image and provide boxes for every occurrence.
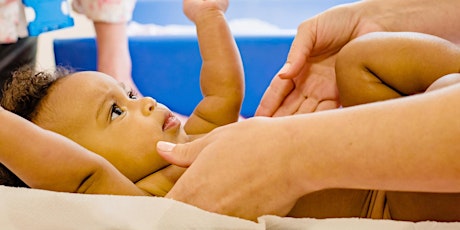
[1,185,459,230]
[259,215,460,230]
[0,185,260,230]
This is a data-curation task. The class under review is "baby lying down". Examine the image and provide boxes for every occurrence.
[0,0,244,196]
[3,10,460,221]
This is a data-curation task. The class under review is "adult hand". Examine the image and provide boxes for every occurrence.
[157,118,307,220]
[255,1,384,116]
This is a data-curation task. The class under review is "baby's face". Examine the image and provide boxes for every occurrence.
[34,71,188,182]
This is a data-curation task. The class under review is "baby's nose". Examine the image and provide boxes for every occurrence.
[141,97,157,115]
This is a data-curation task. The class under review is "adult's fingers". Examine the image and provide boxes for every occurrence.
[295,99,340,114]
[255,77,294,116]
[277,19,317,80]
[157,141,200,167]
[271,87,308,116]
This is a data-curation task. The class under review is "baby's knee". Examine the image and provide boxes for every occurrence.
[335,39,368,98]
[425,73,460,92]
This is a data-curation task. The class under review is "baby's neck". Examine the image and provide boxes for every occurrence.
[134,165,186,196]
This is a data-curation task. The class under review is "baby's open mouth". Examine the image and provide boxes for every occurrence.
[162,112,180,131]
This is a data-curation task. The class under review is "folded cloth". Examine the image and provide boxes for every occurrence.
[0,185,260,230]
[1,185,459,230]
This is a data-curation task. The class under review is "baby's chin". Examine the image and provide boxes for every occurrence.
[176,127,190,143]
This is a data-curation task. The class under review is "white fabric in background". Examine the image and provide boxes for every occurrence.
[127,18,296,36]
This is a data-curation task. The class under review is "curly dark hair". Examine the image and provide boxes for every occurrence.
[1,65,73,121]
[0,65,73,187]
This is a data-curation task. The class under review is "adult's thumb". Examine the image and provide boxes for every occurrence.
[157,141,197,167]
[277,20,315,80]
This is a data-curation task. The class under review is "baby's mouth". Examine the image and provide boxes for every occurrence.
[162,112,180,131]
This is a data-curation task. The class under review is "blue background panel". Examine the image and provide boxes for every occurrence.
[54,36,294,117]
[54,0,359,117]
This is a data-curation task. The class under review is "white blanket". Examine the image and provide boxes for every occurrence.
[1,185,459,230]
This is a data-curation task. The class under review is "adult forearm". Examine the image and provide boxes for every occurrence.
[0,108,144,195]
[0,109,96,190]
[94,22,132,78]
[360,0,460,44]
[284,85,460,194]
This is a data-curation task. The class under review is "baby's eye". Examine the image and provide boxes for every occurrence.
[110,104,124,121]
[128,90,138,99]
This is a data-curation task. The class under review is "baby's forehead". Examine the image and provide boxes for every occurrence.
[59,71,117,89]
[36,72,113,126]
[69,71,114,81]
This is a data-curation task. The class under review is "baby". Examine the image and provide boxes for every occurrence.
[3,6,460,220]
[1,0,243,196]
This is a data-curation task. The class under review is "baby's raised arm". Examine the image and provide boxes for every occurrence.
[182,0,244,134]
[335,32,460,107]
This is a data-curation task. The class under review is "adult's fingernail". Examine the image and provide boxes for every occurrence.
[278,63,291,76]
[157,141,175,152]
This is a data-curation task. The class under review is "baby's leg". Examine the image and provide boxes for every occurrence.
[288,189,377,218]
[386,191,460,222]
[335,32,460,107]
[335,39,402,107]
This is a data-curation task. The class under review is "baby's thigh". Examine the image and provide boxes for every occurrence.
[386,191,460,221]
[425,73,460,92]
[287,189,374,218]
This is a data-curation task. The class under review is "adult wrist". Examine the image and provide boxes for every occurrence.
[360,0,460,43]
[276,115,328,197]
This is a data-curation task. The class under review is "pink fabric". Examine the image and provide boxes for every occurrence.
[0,0,27,43]
[72,0,135,23]
[0,0,135,43]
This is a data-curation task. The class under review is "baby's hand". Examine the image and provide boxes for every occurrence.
[183,0,228,23]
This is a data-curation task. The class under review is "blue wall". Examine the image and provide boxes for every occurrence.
[55,0,359,117]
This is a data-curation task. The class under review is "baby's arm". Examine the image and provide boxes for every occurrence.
[0,107,146,195]
[335,32,460,107]
[183,0,244,135]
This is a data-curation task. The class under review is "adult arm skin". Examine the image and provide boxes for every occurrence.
[159,84,460,220]
[94,22,139,94]
[72,0,139,94]
[0,107,145,195]
[255,0,460,116]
